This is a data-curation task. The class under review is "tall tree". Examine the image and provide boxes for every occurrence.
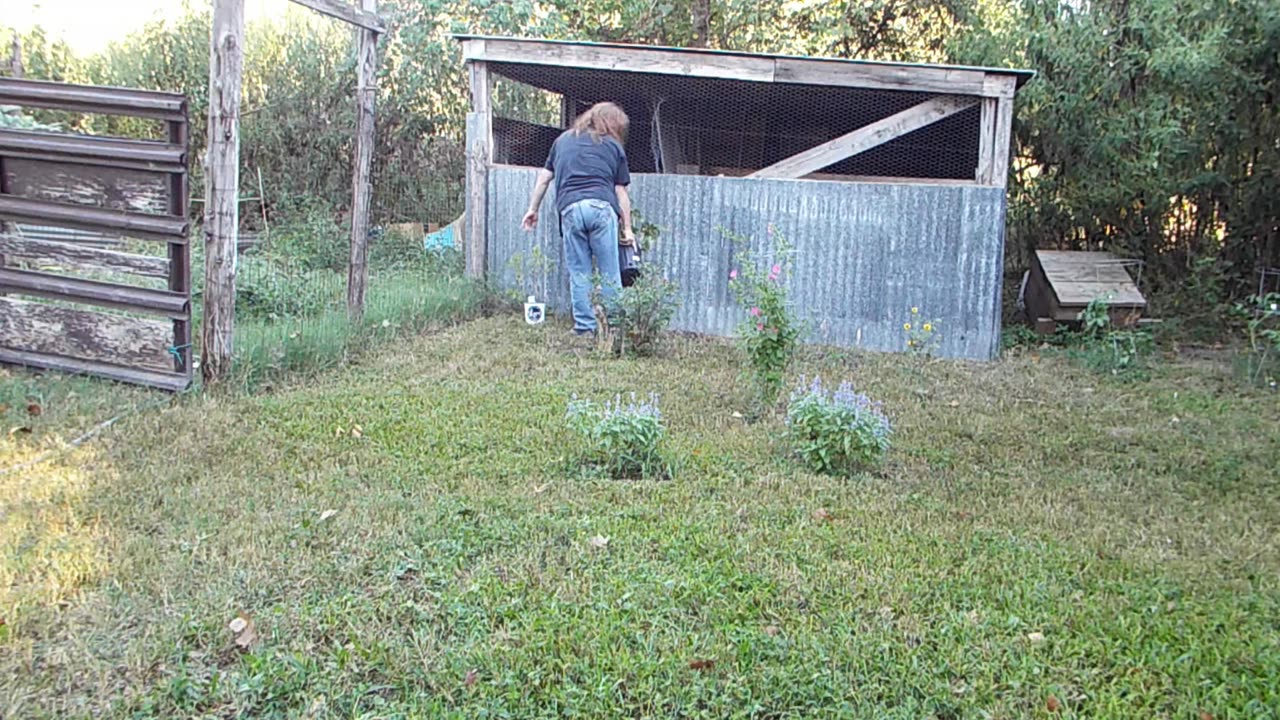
[692,0,711,47]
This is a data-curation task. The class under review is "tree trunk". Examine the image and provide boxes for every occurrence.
[10,34,23,78]
[691,0,711,48]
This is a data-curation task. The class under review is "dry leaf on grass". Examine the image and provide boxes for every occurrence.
[589,535,610,549]
[1046,695,1061,712]
[532,484,549,495]
[228,614,257,650]
[811,508,832,522]
[1199,711,1215,720]
[8,426,32,437]
[351,425,363,438]
[688,659,715,671]
[318,509,337,522]
[464,668,478,687]
[1026,631,1046,644]
[763,625,780,637]
[26,403,42,417]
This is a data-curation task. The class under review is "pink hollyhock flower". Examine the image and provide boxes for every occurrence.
[771,264,781,275]
[756,323,765,331]
[729,269,738,280]
[750,307,761,317]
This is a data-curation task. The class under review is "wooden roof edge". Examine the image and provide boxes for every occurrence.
[454,35,1034,97]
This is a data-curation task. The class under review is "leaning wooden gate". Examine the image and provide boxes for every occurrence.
[0,78,192,391]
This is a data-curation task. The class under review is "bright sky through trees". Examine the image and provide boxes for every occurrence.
[8,0,291,54]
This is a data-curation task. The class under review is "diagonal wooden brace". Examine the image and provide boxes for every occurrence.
[748,96,977,180]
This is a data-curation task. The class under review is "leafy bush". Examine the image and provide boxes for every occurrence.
[726,226,801,415]
[1233,292,1280,390]
[1066,296,1155,380]
[566,393,667,479]
[264,199,349,273]
[601,268,681,357]
[235,255,338,320]
[0,106,61,131]
[785,377,893,476]
[596,212,680,356]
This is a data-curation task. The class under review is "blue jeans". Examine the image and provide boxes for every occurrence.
[561,199,621,332]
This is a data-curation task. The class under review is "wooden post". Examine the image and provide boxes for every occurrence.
[464,59,491,280]
[347,0,377,320]
[983,75,1017,188]
[976,97,996,184]
[201,0,245,385]
[990,95,1014,188]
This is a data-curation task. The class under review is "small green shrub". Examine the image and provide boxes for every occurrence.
[725,225,802,415]
[601,268,681,357]
[265,200,349,273]
[1233,292,1279,390]
[785,376,893,476]
[234,255,338,320]
[1002,324,1040,351]
[566,393,667,479]
[1066,295,1155,380]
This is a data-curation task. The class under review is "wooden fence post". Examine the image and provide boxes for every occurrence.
[464,59,491,280]
[201,0,245,384]
[347,0,377,321]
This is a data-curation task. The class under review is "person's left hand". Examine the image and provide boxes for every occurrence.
[621,228,635,246]
[521,210,538,232]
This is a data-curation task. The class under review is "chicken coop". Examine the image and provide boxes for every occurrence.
[457,35,1033,359]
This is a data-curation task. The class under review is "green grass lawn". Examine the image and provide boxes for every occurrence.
[2,317,1278,718]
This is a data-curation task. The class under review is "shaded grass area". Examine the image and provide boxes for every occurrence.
[229,273,485,392]
[2,318,1279,718]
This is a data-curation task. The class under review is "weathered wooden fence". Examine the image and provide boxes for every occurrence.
[0,78,193,391]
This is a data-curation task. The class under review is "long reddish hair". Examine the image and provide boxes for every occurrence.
[571,102,629,144]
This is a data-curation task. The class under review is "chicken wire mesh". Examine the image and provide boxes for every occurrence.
[489,67,983,181]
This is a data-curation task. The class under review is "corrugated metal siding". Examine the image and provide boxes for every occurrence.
[488,168,1007,360]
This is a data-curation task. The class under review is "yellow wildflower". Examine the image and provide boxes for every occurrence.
[911,307,919,314]
[903,322,912,331]
[923,323,932,332]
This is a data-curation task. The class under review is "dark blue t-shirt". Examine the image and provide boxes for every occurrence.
[544,131,631,217]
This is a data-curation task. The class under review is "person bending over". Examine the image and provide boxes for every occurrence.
[521,102,635,337]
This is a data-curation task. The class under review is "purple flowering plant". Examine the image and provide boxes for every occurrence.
[785,376,892,475]
[566,392,667,479]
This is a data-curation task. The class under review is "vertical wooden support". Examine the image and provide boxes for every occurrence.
[167,116,192,376]
[464,60,491,280]
[979,75,1017,188]
[975,97,996,184]
[991,94,1014,188]
[201,0,245,385]
[347,0,377,320]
